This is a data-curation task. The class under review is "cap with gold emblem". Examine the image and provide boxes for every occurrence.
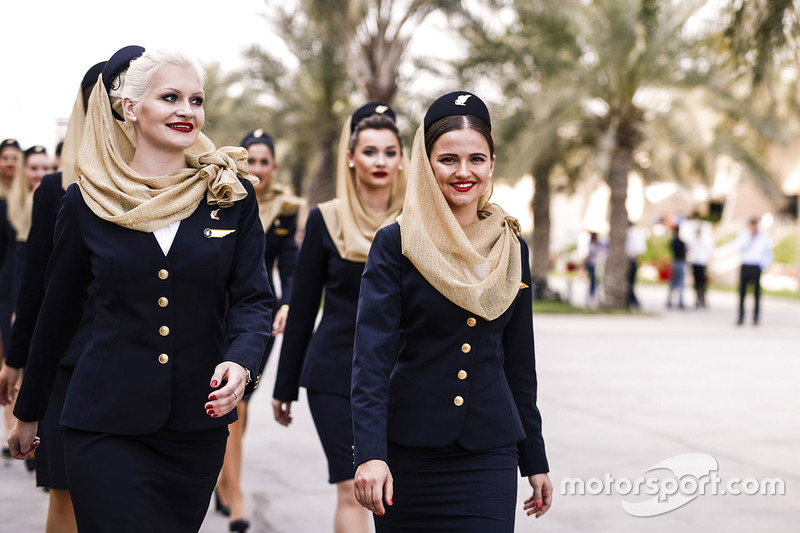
[423,91,491,132]
[350,102,397,133]
[241,129,275,154]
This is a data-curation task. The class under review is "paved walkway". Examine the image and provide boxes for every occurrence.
[2,282,798,532]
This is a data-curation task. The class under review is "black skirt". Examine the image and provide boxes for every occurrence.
[375,441,519,533]
[307,390,356,483]
[34,366,72,490]
[64,425,228,533]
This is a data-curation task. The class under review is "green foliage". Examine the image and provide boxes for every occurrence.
[773,233,798,264]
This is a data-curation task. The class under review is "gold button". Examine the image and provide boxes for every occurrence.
[457,370,467,380]
[158,269,169,280]
[159,326,170,336]
[158,353,169,364]
[466,317,477,327]
[454,396,464,406]
[158,297,169,308]
[461,343,471,354]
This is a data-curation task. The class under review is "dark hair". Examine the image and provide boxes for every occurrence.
[424,115,494,158]
[23,145,47,162]
[348,114,402,155]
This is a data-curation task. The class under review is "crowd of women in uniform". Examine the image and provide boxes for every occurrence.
[0,44,552,533]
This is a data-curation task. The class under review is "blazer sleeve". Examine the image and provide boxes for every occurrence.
[224,181,274,393]
[272,209,326,402]
[14,185,91,422]
[276,215,299,306]
[351,224,403,468]
[503,238,549,476]
[5,175,62,368]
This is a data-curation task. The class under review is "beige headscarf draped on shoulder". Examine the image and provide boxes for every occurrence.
[59,85,89,190]
[257,183,305,232]
[7,147,45,242]
[399,121,522,321]
[76,78,256,233]
[318,115,407,262]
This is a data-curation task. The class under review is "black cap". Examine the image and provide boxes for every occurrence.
[82,61,107,93]
[23,145,47,159]
[241,129,275,154]
[351,102,396,133]
[423,91,491,132]
[102,45,145,120]
[0,139,21,152]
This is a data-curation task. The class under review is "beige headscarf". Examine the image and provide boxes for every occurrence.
[59,85,89,190]
[7,146,47,242]
[76,76,256,233]
[257,182,305,232]
[399,123,521,321]
[318,115,407,262]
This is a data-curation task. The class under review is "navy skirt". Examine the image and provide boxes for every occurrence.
[64,425,228,533]
[307,390,355,483]
[375,441,519,533]
[34,366,72,490]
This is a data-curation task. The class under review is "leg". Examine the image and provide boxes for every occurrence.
[737,266,747,324]
[46,489,78,533]
[627,259,639,309]
[217,402,248,523]
[335,479,370,533]
[753,267,762,324]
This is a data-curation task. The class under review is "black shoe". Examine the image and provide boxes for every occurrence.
[736,318,744,326]
[229,518,250,532]
[1,447,11,459]
[215,490,230,517]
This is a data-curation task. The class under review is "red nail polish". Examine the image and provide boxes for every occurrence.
[211,380,218,387]
[209,395,217,400]
[536,502,542,509]
[388,499,393,506]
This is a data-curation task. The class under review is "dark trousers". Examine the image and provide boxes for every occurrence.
[738,264,762,323]
[692,263,707,308]
[626,259,639,309]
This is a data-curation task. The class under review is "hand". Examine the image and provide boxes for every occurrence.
[354,459,393,516]
[272,399,293,426]
[523,473,553,518]
[7,420,39,460]
[272,306,289,335]
[205,362,248,418]
[0,363,22,406]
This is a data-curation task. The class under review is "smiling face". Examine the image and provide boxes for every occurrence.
[348,128,402,191]
[0,147,20,181]
[24,153,50,190]
[429,127,494,222]
[125,64,204,155]
[247,143,277,194]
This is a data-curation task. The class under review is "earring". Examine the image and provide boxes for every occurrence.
[489,172,493,177]
[348,162,354,168]
[399,164,403,170]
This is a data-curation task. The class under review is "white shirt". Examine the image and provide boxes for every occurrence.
[737,229,773,269]
[152,221,181,255]
[625,226,647,258]
[687,233,714,265]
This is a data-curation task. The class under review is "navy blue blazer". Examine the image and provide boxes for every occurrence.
[14,180,273,434]
[351,223,549,477]
[264,213,299,309]
[273,207,364,401]
[5,173,94,370]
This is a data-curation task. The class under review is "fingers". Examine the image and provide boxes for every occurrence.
[272,307,289,334]
[525,473,553,518]
[271,399,293,426]
[354,460,391,516]
[206,363,247,418]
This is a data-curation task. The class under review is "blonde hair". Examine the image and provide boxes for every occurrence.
[121,49,205,111]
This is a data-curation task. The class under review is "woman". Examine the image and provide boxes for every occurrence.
[214,129,303,533]
[352,92,552,531]
[272,102,406,533]
[0,60,105,533]
[0,139,21,196]
[7,47,272,532]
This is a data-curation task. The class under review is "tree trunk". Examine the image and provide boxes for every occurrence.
[308,139,336,206]
[602,143,633,309]
[530,164,552,300]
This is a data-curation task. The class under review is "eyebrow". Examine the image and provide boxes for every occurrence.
[159,87,205,97]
